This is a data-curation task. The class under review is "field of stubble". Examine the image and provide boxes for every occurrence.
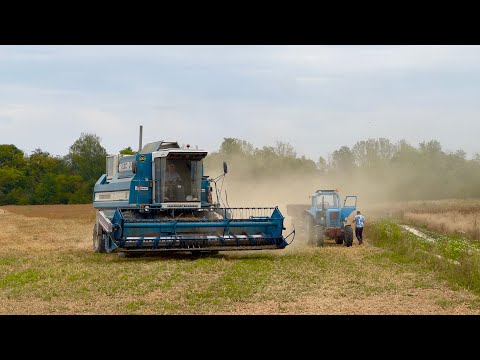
[0,204,479,315]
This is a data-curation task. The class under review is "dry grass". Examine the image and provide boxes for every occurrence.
[0,204,95,221]
[364,199,480,240]
[403,211,480,240]
[1,205,479,314]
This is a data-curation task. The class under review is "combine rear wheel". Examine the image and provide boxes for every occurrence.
[304,216,315,245]
[344,226,353,247]
[92,224,107,253]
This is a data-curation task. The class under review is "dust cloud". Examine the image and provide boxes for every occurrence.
[207,158,388,211]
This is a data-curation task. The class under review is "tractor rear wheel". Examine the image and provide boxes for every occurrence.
[344,226,353,247]
[93,224,107,253]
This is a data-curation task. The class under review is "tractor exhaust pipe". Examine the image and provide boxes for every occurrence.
[138,125,143,153]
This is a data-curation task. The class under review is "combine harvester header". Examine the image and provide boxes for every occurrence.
[93,126,294,254]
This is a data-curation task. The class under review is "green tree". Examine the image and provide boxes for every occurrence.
[219,138,254,156]
[0,144,26,169]
[55,174,90,204]
[23,149,68,204]
[27,149,64,182]
[353,138,396,168]
[331,146,355,174]
[65,133,108,188]
[274,141,296,158]
[119,146,135,155]
[316,156,329,174]
[34,173,58,204]
[0,167,26,204]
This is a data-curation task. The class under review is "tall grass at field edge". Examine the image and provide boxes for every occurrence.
[369,219,480,297]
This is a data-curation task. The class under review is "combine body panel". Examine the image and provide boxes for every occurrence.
[93,133,289,254]
[286,189,357,247]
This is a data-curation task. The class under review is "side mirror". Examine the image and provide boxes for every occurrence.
[223,161,228,174]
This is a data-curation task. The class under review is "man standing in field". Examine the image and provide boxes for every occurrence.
[352,210,365,245]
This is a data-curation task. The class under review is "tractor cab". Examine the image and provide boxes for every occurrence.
[312,191,339,210]
[311,189,357,228]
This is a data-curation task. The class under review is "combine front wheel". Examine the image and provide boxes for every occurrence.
[92,224,107,253]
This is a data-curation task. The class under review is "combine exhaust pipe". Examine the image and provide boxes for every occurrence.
[138,125,143,153]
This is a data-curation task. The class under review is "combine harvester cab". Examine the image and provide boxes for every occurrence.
[93,128,291,254]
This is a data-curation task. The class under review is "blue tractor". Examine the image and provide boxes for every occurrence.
[92,127,291,255]
[286,189,357,247]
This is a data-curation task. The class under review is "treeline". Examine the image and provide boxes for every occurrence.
[0,133,109,205]
[1,135,480,205]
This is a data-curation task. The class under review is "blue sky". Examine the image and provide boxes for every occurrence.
[1,45,479,160]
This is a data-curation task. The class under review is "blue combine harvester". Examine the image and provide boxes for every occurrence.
[92,126,291,254]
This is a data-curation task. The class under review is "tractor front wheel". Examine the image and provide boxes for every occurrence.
[316,230,325,247]
[335,234,344,245]
[344,226,353,247]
